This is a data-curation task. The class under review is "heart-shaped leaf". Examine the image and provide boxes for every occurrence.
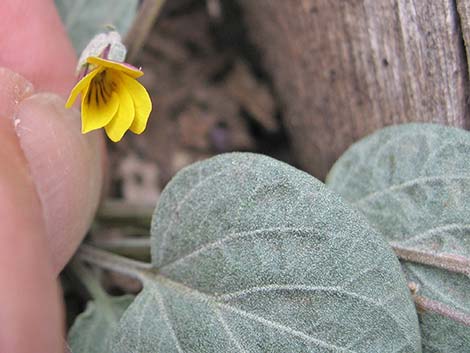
[68,294,134,353]
[326,123,470,352]
[55,0,139,53]
[110,153,421,352]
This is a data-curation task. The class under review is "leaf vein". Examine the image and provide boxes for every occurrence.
[218,285,414,348]
[135,294,152,353]
[160,227,316,269]
[149,275,413,352]
[352,175,470,205]
[152,286,184,353]
[397,223,470,245]
[213,307,246,352]
[217,303,355,352]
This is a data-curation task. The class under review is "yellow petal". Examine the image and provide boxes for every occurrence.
[119,73,152,134]
[65,68,102,108]
[87,56,143,78]
[81,80,119,133]
[104,78,135,142]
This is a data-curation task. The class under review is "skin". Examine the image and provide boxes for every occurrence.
[0,0,105,352]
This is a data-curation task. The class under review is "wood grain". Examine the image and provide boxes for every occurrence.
[239,0,470,178]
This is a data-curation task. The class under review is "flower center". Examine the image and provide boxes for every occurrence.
[88,70,114,107]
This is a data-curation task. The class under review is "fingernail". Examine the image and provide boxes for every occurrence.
[0,67,33,119]
[14,93,104,273]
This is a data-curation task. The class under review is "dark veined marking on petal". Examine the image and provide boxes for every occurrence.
[86,84,93,105]
[101,80,110,103]
[89,71,112,108]
[97,80,107,105]
[99,70,111,102]
[96,82,103,104]
[94,82,100,106]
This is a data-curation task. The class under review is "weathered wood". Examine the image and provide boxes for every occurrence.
[239,0,470,179]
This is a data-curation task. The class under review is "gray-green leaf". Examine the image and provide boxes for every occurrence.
[55,0,138,54]
[111,153,421,352]
[326,123,470,352]
[68,294,134,353]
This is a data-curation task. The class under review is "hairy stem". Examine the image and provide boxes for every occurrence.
[77,244,153,281]
[391,243,470,276]
[414,295,470,327]
[124,0,167,62]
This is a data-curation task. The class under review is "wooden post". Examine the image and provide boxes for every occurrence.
[239,0,470,179]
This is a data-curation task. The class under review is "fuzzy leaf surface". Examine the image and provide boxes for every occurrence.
[327,123,470,352]
[68,294,134,353]
[111,153,421,352]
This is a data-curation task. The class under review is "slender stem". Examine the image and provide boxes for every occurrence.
[92,237,151,249]
[76,244,153,281]
[97,199,153,226]
[414,295,470,327]
[124,0,167,62]
[391,243,470,276]
[91,237,151,261]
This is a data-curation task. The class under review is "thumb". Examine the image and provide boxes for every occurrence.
[0,1,106,352]
[0,67,104,353]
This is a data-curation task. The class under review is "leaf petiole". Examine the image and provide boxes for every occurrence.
[76,244,153,281]
[413,295,470,327]
[391,243,470,276]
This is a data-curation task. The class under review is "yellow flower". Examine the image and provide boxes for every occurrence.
[65,56,152,142]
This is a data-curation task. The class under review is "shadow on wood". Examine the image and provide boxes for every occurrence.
[239,0,470,179]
